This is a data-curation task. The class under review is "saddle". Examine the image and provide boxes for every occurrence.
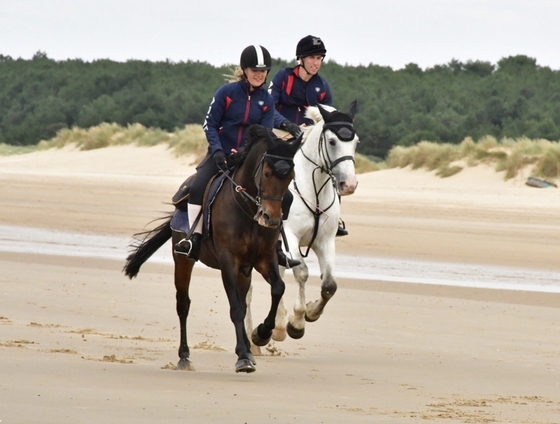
[170,172,228,236]
[171,175,194,211]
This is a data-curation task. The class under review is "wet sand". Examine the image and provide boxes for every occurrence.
[1,144,560,423]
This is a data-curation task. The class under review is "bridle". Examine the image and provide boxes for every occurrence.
[225,151,294,222]
[295,119,356,257]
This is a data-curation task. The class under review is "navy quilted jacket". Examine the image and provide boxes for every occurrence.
[203,79,275,155]
[268,65,332,128]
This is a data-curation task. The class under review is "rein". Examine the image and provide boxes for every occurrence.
[225,152,292,220]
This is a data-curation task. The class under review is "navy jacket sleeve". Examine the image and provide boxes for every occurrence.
[202,85,227,154]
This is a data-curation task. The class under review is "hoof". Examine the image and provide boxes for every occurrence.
[235,358,256,373]
[287,322,305,339]
[252,327,271,347]
[177,358,195,371]
[272,328,287,342]
[305,313,321,323]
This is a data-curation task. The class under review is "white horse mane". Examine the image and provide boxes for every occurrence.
[304,104,336,124]
[300,104,336,142]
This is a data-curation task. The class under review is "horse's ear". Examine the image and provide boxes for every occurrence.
[288,132,303,154]
[348,100,358,120]
[266,128,278,151]
[318,104,332,122]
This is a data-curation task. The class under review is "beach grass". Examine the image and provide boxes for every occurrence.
[388,136,560,181]
[3,124,559,180]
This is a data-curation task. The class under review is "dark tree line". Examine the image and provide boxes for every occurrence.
[1,51,559,157]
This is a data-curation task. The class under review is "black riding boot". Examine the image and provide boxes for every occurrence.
[174,233,202,260]
[276,240,300,269]
[336,218,348,237]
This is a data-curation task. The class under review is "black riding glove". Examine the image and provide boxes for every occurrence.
[280,120,302,138]
[213,150,228,171]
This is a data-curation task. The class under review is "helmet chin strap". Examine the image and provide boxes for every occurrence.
[299,60,316,80]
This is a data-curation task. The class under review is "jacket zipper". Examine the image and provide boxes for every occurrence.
[238,94,251,148]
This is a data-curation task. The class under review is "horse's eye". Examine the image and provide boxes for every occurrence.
[263,170,272,178]
[329,138,337,146]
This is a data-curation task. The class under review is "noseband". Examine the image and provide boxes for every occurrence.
[301,120,356,179]
[225,151,294,221]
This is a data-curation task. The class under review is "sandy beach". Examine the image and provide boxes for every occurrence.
[1,144,560,423]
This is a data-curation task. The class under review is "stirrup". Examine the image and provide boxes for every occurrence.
[336,218,348,237]
[174,234,201,260]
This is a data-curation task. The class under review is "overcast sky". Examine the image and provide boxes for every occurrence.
[2,0,559,70]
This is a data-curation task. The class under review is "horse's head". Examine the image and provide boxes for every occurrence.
[246,125,302,228]
[306,101,359,196]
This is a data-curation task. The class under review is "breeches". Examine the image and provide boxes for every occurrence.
[188,153,219,205]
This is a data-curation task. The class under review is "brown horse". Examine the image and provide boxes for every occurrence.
[123,125,302,373]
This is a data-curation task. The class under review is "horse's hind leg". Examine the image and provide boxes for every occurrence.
[272,296,288,341]
[173,233,196,371]
[305,242,337,322]
[245,285,262,356]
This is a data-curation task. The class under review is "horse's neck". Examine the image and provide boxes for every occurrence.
[234,146,263,194]
[295,129,334,198]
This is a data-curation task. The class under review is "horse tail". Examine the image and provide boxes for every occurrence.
[123,215,173,279]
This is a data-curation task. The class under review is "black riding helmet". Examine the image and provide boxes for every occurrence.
[240,45,272,71]
[296,35,327,59]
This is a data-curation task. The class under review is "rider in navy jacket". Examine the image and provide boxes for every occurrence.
[269,35,348,237]
[204,78,274,156]
[175,44,300,267]
[269,65,332,129]
[269,35,332,134]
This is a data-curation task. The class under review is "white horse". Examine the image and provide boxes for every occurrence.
[246,101,359,349]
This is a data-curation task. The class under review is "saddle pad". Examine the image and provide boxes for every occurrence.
[170,209,190,234]
[170,172,228,236]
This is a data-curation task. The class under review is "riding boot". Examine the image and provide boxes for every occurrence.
[175,233,202,260]
[276,240,300,269]
[336,218,348,237]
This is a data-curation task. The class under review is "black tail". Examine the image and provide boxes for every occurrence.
[123,215,173,279]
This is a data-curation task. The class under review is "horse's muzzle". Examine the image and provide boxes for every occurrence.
[254,207,281,228]
[338,175,359,196]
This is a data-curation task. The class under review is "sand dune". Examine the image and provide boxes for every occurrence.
[1,145,559,423]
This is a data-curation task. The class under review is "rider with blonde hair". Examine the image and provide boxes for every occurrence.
[175,45,300,267]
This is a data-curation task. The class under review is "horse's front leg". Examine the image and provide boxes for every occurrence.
[173,233,196,371]
[287,260,309,339]
[220,263,256,373]
[252,264,286,347]
[305,238,337,322]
